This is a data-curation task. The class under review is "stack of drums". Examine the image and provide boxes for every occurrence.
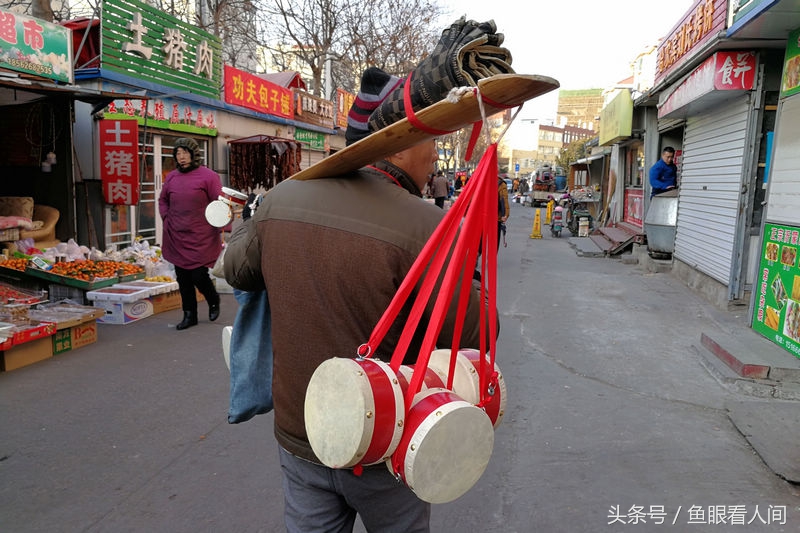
[305,348,505,503]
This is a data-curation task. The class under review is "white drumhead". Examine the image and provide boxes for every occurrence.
[306,358,404,468]
[305,358,373,468]
[457,349,507,428]
[205,200,232,227]
[221,325,232,370]
[428,349,481,403]
[400,388,494,504]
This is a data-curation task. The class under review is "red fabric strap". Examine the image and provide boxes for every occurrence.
[402,72,453,136]
[363,144,499,408]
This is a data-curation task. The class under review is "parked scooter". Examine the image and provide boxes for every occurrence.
[551,205,564,237]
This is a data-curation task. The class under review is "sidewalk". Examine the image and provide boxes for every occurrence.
[570,229,800,484]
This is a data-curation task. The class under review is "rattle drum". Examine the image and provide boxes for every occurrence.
[428,348,507,428]
[204,187,249,228]
[305,357,405,468]
[389,388,494,504]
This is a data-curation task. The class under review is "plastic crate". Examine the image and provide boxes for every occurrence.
[48,284,89,305]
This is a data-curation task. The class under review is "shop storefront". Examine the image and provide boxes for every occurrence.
[751,25,800,358]
[637,0,785,307]
[70,0,336,250]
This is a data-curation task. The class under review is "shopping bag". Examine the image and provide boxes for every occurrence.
[226,288,274,423]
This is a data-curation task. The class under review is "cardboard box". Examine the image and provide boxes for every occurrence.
[52,319,98,355]
[2,336,53,371]
[93,299,154,325]
[149,290,205,315]
[10,321,57,344]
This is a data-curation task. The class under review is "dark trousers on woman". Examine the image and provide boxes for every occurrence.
[175,265,220,313]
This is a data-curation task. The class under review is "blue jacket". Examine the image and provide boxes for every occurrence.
[649,159,677,195]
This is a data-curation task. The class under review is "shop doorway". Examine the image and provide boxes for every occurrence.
[103,133,207,249]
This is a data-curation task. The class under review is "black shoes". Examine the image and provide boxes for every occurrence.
[176,311,198,330]
[209,302,220,322]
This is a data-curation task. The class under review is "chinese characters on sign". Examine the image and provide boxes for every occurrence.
[658,51,756,119]
[102,0,221,99]
[336,88,355,129]
[104,93,217,136]
[0,8,73,83]
[99,119,140,205]
[223,65,294,119]
[293,89,335,129]
[655,0,724,84]
[752,223,800,360]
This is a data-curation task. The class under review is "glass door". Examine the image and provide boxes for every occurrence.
[103,133,207,249]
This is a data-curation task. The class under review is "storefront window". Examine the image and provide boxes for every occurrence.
[625,143,644,187]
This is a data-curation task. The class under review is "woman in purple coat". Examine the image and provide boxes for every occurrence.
[158,137,222,330]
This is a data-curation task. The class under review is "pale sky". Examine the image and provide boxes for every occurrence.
[440,0,698,122]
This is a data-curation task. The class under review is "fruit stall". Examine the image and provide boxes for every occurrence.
[0,241,183,372]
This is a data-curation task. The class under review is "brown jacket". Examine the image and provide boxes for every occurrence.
[224,161,491,463]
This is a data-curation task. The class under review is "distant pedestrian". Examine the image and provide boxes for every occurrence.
[432,170,449,208]
[649,146,678,198]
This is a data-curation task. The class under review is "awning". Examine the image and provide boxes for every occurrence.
[0,71,147,107]
[576,153,606,164]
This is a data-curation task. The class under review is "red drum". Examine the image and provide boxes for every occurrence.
[389,388,494,504]
[428,348,507,428]
[395,364,447,395]
[305,357,404,468]
[220,186,248,207]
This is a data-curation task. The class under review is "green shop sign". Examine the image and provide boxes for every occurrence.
[0,9,73,83]
[781,27,800,98]
[752,223,800,359]
[295,128,326,151]
[101,0,222,99]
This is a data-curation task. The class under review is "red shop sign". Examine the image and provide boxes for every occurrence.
[98,119,140,205]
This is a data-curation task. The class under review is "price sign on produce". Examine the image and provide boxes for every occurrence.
[752,223,800,359]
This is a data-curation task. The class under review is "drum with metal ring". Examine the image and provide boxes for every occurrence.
[389,387,494,504]
[305,357,404,468]
[205,200,233,227]
[427,348,507,428]
[221,186,248,207]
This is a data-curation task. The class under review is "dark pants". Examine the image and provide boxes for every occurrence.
[434,196,446,209]
[174,265,219,313]
[279,447,430,533]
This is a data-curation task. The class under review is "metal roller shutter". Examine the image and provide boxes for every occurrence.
[674,94,751,285]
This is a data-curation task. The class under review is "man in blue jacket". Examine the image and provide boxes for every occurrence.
[649,146,678,198]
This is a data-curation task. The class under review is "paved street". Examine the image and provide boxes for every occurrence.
[2,202,799,532]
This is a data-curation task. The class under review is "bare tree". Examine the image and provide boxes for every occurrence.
[261,0,444,96]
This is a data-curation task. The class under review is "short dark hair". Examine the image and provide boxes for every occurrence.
[436,170,444,176]
[662,146,675,155]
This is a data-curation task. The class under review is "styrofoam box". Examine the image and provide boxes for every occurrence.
[92,300,154,325]
[113,280,179,296]
[86,286,152,303]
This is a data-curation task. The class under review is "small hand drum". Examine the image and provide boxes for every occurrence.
[205,187,248,227]
[305,357,405,468]
[428,348,506,428]
[389,387,494,504]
